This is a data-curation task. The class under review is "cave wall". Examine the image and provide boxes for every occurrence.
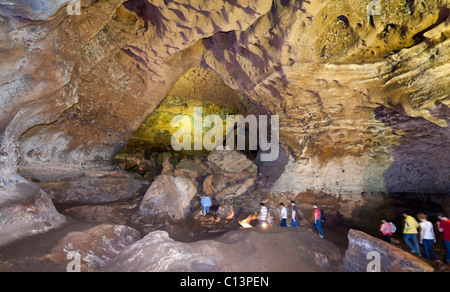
[0,0,449,243]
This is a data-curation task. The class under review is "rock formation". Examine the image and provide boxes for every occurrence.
[0,0,449,272]
[139,174,197,223]
[104,228,344,272]
[47,223,141,271]
[344,229,435,272]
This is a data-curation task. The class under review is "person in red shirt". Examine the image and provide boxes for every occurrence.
[313,205,323,239]
[438,215,450,264]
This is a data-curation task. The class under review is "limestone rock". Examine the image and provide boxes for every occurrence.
[203,171,255,197]
[215,177,256,202]
[47,223,141,271]
[0,0,71,21]
[161,155,174,175]
[0,182,66,246]
[203,150,258,202]
[207,150,258,174]
[216,201,237,220]
[103,230,219,272]
[62,199,141,226]
[174,158,208,181]
[104,227,344,272]
[40,172,142,205]
[0,0,449,248]
[139,175,197,223]
[343,229,434,272]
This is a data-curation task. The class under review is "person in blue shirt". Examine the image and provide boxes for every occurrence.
[201,196,212,216]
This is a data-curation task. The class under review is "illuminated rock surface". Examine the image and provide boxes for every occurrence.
[344,229,434,272]
[0,0,449,271]
[104,228,344,272]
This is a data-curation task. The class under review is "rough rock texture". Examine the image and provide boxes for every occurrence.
[62,198,142,226]
[375,105,450,194]
[344,229,434,272]
[47,223,141,271]
[104,228,344,272]
[207,149,258,174]
[40,171,142,205]
[0,183,66,246]
[205,149,258,202]
[139,175,197,223]
[1,0,449,242]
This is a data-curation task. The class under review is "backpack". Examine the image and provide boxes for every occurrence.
[320,209,326,222]
[390,222,397,233]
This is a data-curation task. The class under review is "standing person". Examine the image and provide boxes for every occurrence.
[380,218,393,244]
[417,213,440,262]
[291,201,300,228]
[260,203,268,226]
[402,211,421,256]
[280,203,288,227]
[313,205,323,239]
[437,214,450,264]
[201,195,212,217]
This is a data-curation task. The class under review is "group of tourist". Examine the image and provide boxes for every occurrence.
[203,194,449,265]
[380,211,450,264]
[260,201,324,239]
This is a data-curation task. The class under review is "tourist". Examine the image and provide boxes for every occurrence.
[437,214,450,264]
[291,201,300,228]
[260,203,268,226]
[313,205,323,239]
[280,203,288,227]
[380,218,393,244]
[402,211,421,256]
[417,213,440,262]
[201,195,212,217]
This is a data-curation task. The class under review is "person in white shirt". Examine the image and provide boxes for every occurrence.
[280,203,287,227]
[417,213,441,262]
[260,203,268,225]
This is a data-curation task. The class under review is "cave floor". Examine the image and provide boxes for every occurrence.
[0,217,448,272]
[0,218,351,272]
[0,219,100,272]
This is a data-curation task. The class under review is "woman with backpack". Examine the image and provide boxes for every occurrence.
[380,218,394,243]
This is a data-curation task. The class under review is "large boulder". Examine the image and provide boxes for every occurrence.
[207,150,258,174]
[343,229,434,272]
[0,181,66,247]
[139,175,197,223]
[47,223,141,271]
[104,227,344,272]
[203,150,258,202]
[174,158,210,181]
[104,230,219,272]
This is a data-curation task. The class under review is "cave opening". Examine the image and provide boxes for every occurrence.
[113,66,268,180]
[110,66,288,242]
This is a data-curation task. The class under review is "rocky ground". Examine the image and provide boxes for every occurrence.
[1,215,448,272]
[1,149,448,272]
[0,218,346,272]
